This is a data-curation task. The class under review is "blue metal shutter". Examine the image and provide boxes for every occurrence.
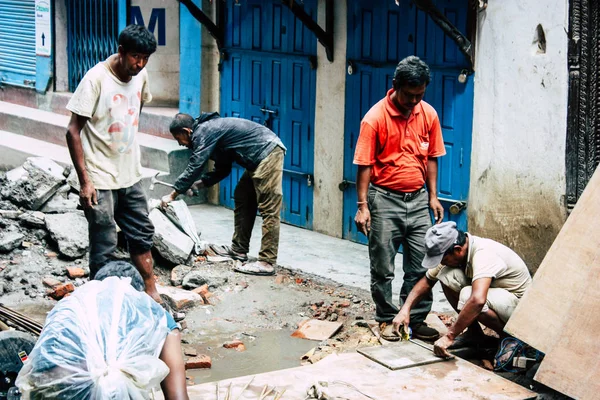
[0,0,36,88]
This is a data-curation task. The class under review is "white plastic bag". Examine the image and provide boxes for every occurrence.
[16,277,170,399]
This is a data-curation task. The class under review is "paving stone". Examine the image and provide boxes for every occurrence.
[45,212,89,259]
[5,158,66,210]
[0,231,24,253]
[157,285,203,311]
[185,355,211,369]
[149,209,194,265]
[18,211,46,228]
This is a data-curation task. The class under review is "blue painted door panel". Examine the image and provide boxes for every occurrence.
[0,0,36,88]
[220,0,316,229]
[343,0,474,243]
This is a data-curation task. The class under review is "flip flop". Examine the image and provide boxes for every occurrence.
[233,261,275,276]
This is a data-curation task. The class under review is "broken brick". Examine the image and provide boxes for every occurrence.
[157,285,203,311]
[235,344,246,352]
[223,340,244,349]
[66,267,86,279]
[42,277,61,288]
[185,355,212,369]
[295,278,304,285]
[338,300,351,308]
[49,283,74,300]
[192,284,212,303]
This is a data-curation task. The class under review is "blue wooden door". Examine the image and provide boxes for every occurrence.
[343,0,474,243]
[220,0,316,229]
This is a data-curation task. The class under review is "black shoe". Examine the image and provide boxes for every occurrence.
[411,322,440,341]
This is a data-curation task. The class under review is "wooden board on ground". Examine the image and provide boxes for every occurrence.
[505,166,600,354]
[532,254,600,399]
[178,353,536,400]
[290,319,342,341]
[357,340,446,370]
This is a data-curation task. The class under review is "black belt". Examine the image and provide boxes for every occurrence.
[371,184,425,202]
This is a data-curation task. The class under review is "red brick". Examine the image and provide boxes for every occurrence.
[223,340,244,349]
[192,284,212,303]
[235,344,246,352]
[49,283,74,300]
[339,300,351,308]
[185,355,212,370]
[66,267,86,279]
[42,277,61,288]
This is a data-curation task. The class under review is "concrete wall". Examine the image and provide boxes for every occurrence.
[469,0,569,273]
[54,0,68,92]
[312,0,347,237]
[131,0,180,106]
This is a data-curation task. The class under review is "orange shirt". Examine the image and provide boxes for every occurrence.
[353,89,445,192]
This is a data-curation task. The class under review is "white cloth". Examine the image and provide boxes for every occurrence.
[67,59,152,189]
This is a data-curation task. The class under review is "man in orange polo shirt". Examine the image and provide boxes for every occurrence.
[354,56,445,341]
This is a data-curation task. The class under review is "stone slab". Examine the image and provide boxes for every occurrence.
[149,208,194,265]
[45,212,89,259]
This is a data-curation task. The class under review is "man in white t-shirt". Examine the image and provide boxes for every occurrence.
[392,221,532,358]
[65,25,161,303]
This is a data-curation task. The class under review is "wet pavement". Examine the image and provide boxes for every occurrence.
[187,203,453,314]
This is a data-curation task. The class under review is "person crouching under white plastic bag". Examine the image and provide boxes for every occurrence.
[16,261,189,400]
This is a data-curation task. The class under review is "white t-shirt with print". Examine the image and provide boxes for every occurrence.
[67,60,152,190]
[426,234,532,298]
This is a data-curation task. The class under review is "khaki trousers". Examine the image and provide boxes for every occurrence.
[231,147,284,265]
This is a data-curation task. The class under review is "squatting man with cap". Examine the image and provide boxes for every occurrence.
[161,112,286,276]
[392,221,532,358]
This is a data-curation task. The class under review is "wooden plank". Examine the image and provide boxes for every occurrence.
[357,341,447,370]
[177,353,536,400]
[504,166,600,353]
[290,319,342,341]
[533,253,600,399]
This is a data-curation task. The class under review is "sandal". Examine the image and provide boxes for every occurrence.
[234,261,275,276]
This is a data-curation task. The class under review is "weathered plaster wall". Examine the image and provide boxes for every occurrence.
[131,0,180,105]
[54,0,68,92]
[200,0,221,205]
[470,0,569,273]
[312,0,347,237]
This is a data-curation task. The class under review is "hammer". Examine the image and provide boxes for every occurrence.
[149,173,196,196]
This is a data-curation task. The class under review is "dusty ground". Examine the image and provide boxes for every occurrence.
[0,244,569,398]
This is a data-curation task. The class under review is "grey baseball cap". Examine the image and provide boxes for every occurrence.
[422,221,459,269]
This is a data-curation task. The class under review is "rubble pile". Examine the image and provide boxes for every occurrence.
[0,157,206,303]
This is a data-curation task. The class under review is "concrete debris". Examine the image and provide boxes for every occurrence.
[40,191,79,213]
[18,211,46,228]
[183,347,198,357]
[149,208,194,265]
[42,277,62,288]
[0,231,24,253]
[182,270,228,290]
[45,212,89,259]
[66,167,80,193]
[171,264,192,286]
[0,210,23,219]
[157,285,203,311]
[191,284,212,303]
[4,158,66,210]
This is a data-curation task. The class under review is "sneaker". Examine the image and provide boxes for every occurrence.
[410,322,440,341]
[208,244,248,262]
[379,322,401,342]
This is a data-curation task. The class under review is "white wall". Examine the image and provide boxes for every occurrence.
[470,0,569,272]
[313,0,347,237]
[131,0,180,105]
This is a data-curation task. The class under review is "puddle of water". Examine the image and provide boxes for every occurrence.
[186,329,317,384]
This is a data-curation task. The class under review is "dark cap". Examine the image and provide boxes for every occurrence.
[422,221,459,269]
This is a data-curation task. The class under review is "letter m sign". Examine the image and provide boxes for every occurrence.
[130,6,166,46]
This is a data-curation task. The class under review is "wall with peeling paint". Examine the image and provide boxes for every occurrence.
[470,0,569,274]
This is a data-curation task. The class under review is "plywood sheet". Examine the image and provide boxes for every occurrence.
[290,319,342,341]
[179,353,536,400]
[357,341,446,370]
[505,167,600,353]
[533,254,600,399]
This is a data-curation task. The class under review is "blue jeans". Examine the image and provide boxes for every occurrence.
[367,185,433,324]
